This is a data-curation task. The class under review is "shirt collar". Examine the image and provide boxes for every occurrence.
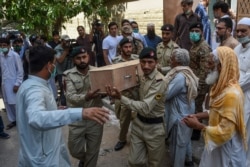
[28,75,49,86]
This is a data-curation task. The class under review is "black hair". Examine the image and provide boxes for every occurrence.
[0,38,10,45]
[130,21,138,25]
[218,17,233,31]
[13,38,23,44]
[52,30,59,36]
[29,45,56,73]
[121,19,130,26]
[213,1,229,13]
[108,22,118,29]
[77,26,84,30]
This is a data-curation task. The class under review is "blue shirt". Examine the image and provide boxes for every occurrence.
[144,35,162,50]
[16,75,82,167]
[165,73,195,136]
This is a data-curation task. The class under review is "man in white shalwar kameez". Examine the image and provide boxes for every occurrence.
[0,38,23,129]
[234,17,250,167]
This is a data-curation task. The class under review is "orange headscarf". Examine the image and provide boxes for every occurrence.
[210,46,239,99]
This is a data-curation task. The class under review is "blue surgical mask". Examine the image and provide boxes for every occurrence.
[238,36,250,44]
[49,64,57,78]
[189,32,201,42]
[0,48,8,53]
[133,29,139,33]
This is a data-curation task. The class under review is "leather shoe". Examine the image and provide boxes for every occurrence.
[114,141,126,151]
[0,132,10,139]
[6,121,16,130]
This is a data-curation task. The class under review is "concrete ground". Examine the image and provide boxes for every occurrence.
[0,98,204,167]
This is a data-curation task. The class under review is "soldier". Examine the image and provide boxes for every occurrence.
[189,22,211,140]
[157,24,179,75]
[112,37,139,151]
[63,47,104,167]
[107,47,166,167]
[117,25,143,56]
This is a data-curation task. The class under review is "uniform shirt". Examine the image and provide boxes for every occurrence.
[16,75,82,167]
[156,40,179,75]
[121,68,166,118]
[174,11,200,50]
[63,66,103,126]
[189,38,211,94]
[0,49,23,104]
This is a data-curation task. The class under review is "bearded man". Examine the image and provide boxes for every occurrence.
[183,46,247,167]
[63,47,104,167]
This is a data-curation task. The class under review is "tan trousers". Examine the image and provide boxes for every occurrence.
[128,118,165,167]
[68,120,103,167]
[115,100,132,142]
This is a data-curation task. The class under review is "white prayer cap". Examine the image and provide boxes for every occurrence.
[147,23,155,27]
[237,17,250,26]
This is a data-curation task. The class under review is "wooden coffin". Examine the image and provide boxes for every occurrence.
[89,59,142,93]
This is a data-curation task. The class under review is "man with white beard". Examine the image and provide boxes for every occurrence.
[234,17,250,166]
[183,46,247,167]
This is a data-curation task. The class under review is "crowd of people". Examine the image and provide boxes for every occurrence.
[0,0,250,166]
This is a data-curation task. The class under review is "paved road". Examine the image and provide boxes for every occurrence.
[0,98,204,167]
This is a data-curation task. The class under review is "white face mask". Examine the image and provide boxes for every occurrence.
[238,36,250,44]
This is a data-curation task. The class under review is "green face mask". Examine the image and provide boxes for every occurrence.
[14,46,21,53]
[189,32,201,42]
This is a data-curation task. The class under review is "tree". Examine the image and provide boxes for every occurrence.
[0,0,110,36]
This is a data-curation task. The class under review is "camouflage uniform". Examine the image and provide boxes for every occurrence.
[156,40,179,75]
[189,38,211,113]
[116,37,143,56]
[63,66,103,167]
[112,54,139,142]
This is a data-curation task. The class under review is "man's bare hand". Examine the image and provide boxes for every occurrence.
[182,116,206,130]
[83,107,109,125]
[13,85,19,93]
[85,89,100,101]
[105,85,121,99]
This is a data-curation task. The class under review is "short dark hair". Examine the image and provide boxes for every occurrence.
[13,38,23,44]
[108,22,118,29]
[77,25,84,30]
[213,1,229,13]
[181,0,193,5]
[0,38,10,45]
[218,17,233,31]
[121,19,130,26]
[130,21,138,25]
[29,45,56,73]
[52,30,59,36]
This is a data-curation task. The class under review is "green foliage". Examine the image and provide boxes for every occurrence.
[0,0,111,36]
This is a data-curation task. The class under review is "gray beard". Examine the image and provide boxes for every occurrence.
[205,69,219,85]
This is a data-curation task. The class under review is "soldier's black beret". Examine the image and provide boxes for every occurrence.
[139,47,157,60]
[189,22,203,31]
[161,24,174,32]
[119,37,133,46]
[70,46,87,57]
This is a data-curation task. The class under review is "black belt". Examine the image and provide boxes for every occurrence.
[137,113,163,124]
